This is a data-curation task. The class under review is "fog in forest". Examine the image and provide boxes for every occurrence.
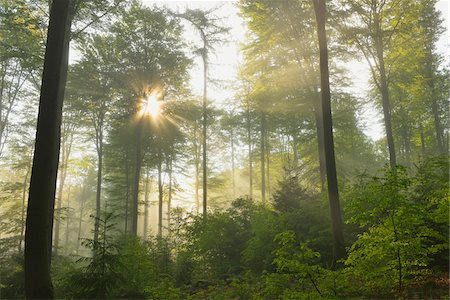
[0,0,449,299]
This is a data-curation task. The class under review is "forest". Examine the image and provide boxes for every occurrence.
[0,0,449,299]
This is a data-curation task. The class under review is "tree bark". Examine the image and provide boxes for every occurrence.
[260,111,266,203]
[167,157,173,233]
[64,187,71,254]
[230,128,236,199]
[194,122,200,214]
[143,167,150,239]
[312,0,346,263]
[93,122,103,246]
[158,151,163,236]
[201,36,208,218]
[25,1,73,298]
[373,10,397,168]
[131,119,143,236]
[313,93,326,190]
[246,103,253,199]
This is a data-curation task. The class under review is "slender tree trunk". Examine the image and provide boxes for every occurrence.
[431,98,444,153]
[260,111,266,203]
[373,12,396,167]
[419,124,426,156]
[313,94,326,190]
[124,158,130,233]
[230,128,236,199]
[64,187,71,253]
[143,167,150,239]
[25,1,73,297]
[312,0,346,263]
[76,187,85,254]
[53,142,66,255]
[266,138,271,198]
[201,38,208,218]
[93,125,103,246]
[19,161,31,252]
[158,152,163,236]
[132,119,143,236]
[194,122,199,213]
[167,157,173,233]
[293,134,299,167]
[246,103,253,199]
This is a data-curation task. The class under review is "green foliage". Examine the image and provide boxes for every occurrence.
[343,158,449,296]
[272,176,311,212]
[66,213,123,299]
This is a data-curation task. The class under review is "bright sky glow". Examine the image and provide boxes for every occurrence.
[142,94,161,117]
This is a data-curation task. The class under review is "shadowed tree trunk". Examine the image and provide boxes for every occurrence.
[158,151,163,236]
[93,112,104,245]
[312,0,346,264]
[246,102,253,199]
[143,167,151,239]
[24,0,73,298]
[131,119,143,236]
[201,36,208,218]
[260,111,266,203]
[53,126,73,255]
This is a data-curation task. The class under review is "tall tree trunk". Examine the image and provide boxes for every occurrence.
[419,124,426,156]
[124,158,130,233]
[19,160,32,252]
[93,124,103,246]
[54,139,67,255]
[373,11,396,167]
[230,128,236,199]
[313,94,326,190]
[246,103,253,199]
[76,186,85,255]
[158,152,163,236]
[143,167,150,239]
[431,98,444,153]
[25,1,73,298]
[293,134,299,167]
[260,111,266,203]
[64,187,71,253]
[201,37,208,218]
[131,119,143,236]
[194,122,199,214]
[266,138,271,198]
[312,0,346,263]
[167,157,173,233]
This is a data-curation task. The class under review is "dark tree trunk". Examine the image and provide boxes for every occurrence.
[194,123,200,213]
[25,1,73,298]
[76,186,85,254]
[54,128,73,254]
[19,161,31,252]
[312,0,346,264]
[260,112,266,203]
[230,128,236,199]
[201,37,208,218]
[266,137,271,197]
[167,157,173,232]
[313,93,326,190]
[131,119,143,236]
[124,158,130,233]
[419,124,426,156]
[158,152,163,236]
[93,123,103,245]
[246,103,253,199]
[143,167,150,239]
[373,10,396,167]
[293,134,299,167]
[64,187,71,253]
